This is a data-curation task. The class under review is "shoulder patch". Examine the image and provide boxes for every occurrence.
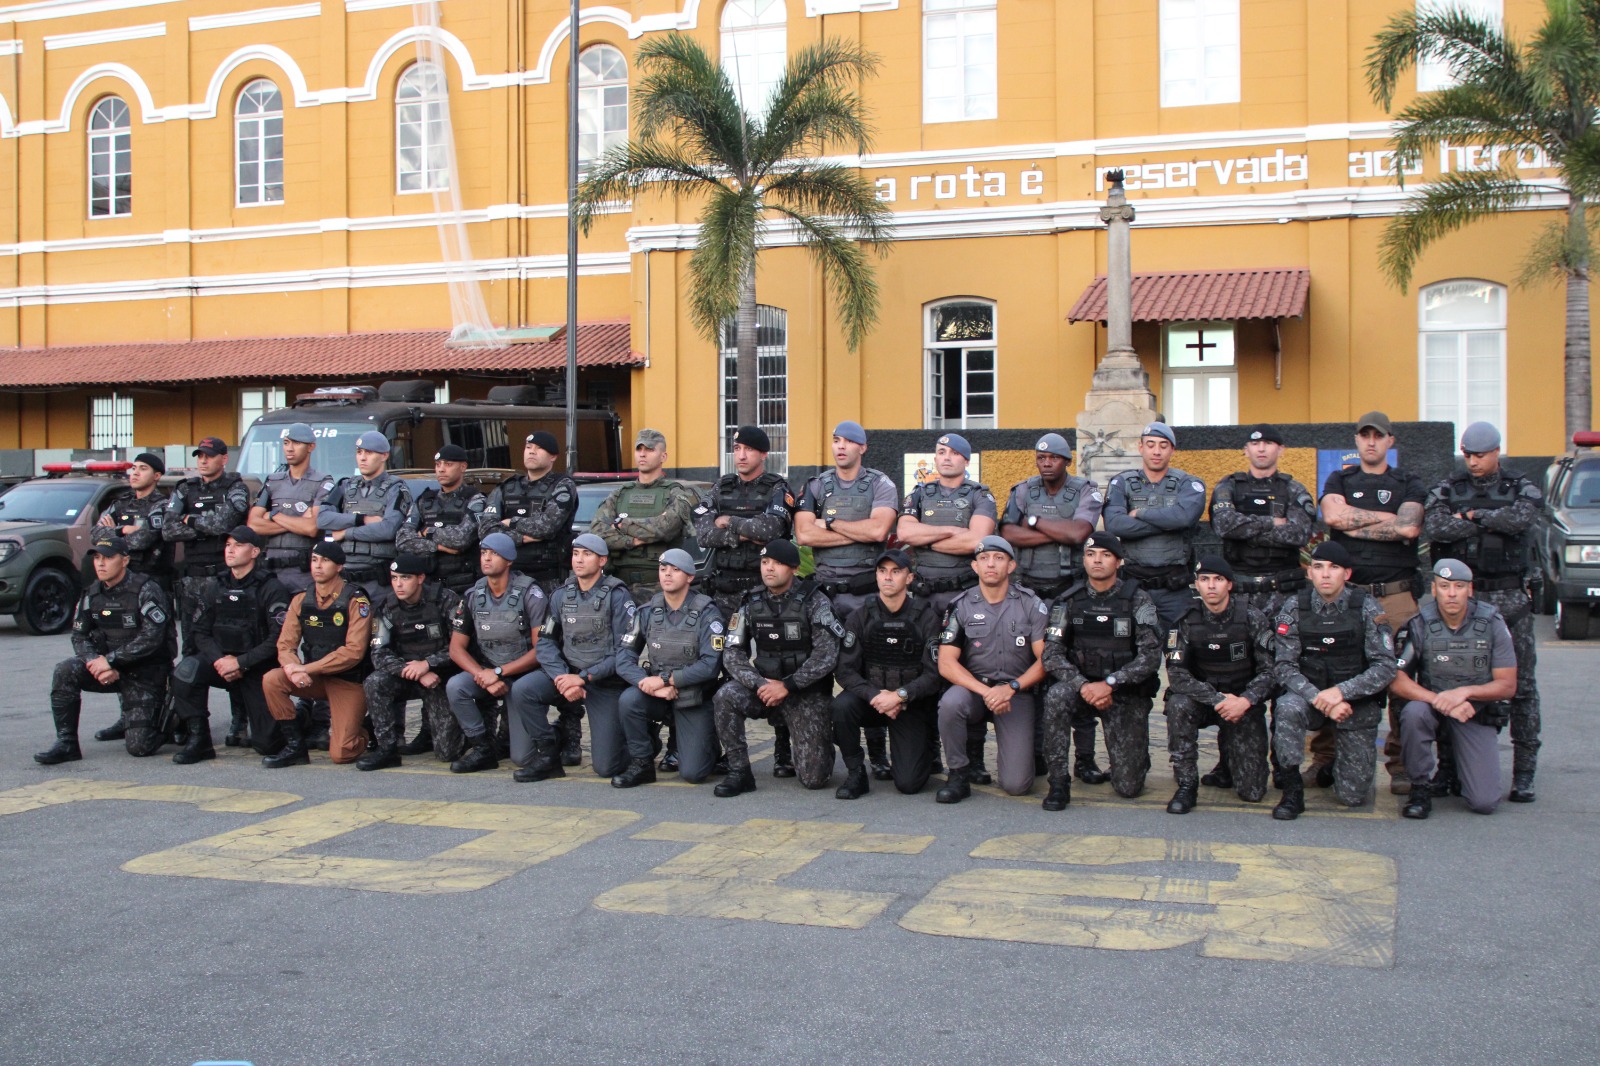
[1192,481,1204,492]
[1277,622,1290,635]
[709,620,724,634]
[711,635,725,651]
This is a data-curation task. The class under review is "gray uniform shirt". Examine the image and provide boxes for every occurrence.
[1274,588,1398,703]
[797,468,900,582]
[537,579,637,683]
[450,578,550,660]
[937,583,1048,682]
[317,472,414,543]
[616,595,727,690]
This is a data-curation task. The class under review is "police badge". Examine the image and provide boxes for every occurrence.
[1377,489,1392,504]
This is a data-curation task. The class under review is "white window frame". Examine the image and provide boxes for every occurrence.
[719,305,789,476]
[90,393,133,451]
[1159,0,1240,108]
[924,298,997,431]
[721,0,787,116]
[396,62,450,194]
[922,0,998,125]
[578,45,629,178]
[1162,320,1238,426]
[239,385,287,442]
[235,79,284,207]
[88,96,132,219]
[1417,0,1503,92]
[1418,279,1507,448]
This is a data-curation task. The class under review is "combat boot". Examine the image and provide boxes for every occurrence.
[835,765,870,800]
[514,738,566,783]
[714,766,757,798]
[262,721,310,769]
[611,756,657,789]
[398,724,434,756]
[1313,761,1335,788]
[771,722,796,778]
[866,728,892,782]
[1041,777,1070,812]
[306,724,331,752]
[1200,755,1232,789]
[1402,789,1432,820]
[1428,771,1462,798]
[1075,755,1109,786]
[94,715,126,742]
[1272,767,1305,821]
[967,728,992,786]
[936,768,971,805]
[558,712,582,767]
[34,708,82,765]
[494,709,513,760]
[1167,783,1199,815]
[1508,772,1536,803]
[171,720,216,765]
[224,705,250,748]
[356,743,402,772]
[450,733,499,775]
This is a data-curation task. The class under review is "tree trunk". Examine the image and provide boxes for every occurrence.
[734,258,759,432]
[1567,199,1592,441]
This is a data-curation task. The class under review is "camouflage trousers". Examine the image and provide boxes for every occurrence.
[363,671,464,761]
[1480,586,1541,779]
[50,658,168,756]
[1273,693,1381,806]
[711,587,793,754]
[1166,693,1269,801]
[1043,683,1153,798]
[714,681,835,789]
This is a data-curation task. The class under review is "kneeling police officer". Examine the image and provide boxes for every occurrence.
[361,555,464,770]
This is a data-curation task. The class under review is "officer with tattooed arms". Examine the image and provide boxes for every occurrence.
[481,431,578,595]
[361,555,463,770]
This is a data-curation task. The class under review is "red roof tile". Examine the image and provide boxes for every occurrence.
[1067,269,1310,323]
[0,321,642,388]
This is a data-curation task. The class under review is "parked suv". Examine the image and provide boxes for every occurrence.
[0,464,135,634]
[1535,431,1600,639]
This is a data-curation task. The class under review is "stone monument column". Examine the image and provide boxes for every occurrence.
[1076,169,1161,491]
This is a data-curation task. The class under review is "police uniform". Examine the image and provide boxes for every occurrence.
[1272,587,1398,807]
[900,479,999,615]
[714,579,844,790]
[592,477,699,601]
[163,471,251,653]
[1396,597,1516,814]
[1101,469,1207,633]
[445,573,550,765]
[832,595,944,795]
[529,574,637,777]
[693,470,793,617]
[1423,468,1542,797]
[37,572,174,762]
[398,484,486,595]
[1165,599,1277,801]
[366,580,464,761]
[1001,474,1104,601]
[317,471,414,587]
[100,489,174,595]
[480,472,578,593]
[937,583,1050,797]
[797,466,899,616]
[1041,577,1164,797]
[261,578,374,764]
[255,466,335,593]
[1209,470,1315,616]
[617,590,726,783]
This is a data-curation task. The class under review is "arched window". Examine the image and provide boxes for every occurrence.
[1419,279,1507,446]
[87,96,131,218]
[397,62,450,193]
[720,305,788,475]
[235,79,283,206]
[721,0,786,115]
[578,45,629,177]
[925,299,996,429]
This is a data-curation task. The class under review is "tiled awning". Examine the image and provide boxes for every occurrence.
[1067,269,1310,323]
[0,321,641,388]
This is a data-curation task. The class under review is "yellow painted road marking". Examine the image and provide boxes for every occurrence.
[0,779,300,817]
[123,799,639,895]
[899,833,1396,968]
[595,818,935,929]
[972,779,1396,819]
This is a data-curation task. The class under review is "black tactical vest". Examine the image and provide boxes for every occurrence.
[103,491,172,577]
[1431,472,1529,577]
[499,473,576,577]
[858,598,928,692]
[1327,467,1419,582]
[298,582,367,682]
[385,583,452,661]
[1014,476,1092,587]
[415,486,480,588]
[1181,601,1258,695]
[709,471,787,580]
[553,576,624,672]
[176,473,245,574]
[470,574,538,667]
[337,474,405,564]
[1058,579,1158,694]
[637,592,714,674]
[210,572,271,656]
[87,576,147,652]
[809,469,889,574]
[1295,586,1370,690]
[744,585,814,679]
[911,480,988,578]
[1221,472,1303,574]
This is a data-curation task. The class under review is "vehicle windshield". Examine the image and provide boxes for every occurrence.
[1564,464,1600,508]
[0,482,103,522]
[234,422,370,481]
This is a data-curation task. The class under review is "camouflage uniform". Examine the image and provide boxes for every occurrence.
[397,484,486,596]
[162,472,251,654]
[592,477,699,602]
[366,581,464,760]
[99,489,175,597]
[480,471,579,595]
[1208,470,1316,617]
[1165,599,1277,801]
[49,573,175,756]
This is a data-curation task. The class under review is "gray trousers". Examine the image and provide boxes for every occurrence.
[523,673,628,778]
[1273,692,1380,806]
[619,686,717,783]
[938,687,1037,796]
[1143,585,1198,637]
[446,669,547,760]
[1399,700,1501,814]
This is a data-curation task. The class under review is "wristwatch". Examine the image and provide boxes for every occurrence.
[895,687,909,702]
[1008,679,1022,692]
[1026,515,1039,529]
[1105,673,1118,689]
[823,517,835,531]
[493,666,504,678]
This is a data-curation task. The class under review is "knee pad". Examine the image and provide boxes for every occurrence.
[173,656,203,685]
[124,729,164,757]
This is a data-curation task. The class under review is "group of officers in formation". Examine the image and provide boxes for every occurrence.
[34,408,1543,821]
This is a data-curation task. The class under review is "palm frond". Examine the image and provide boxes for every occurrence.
[762,164,894,250]
[753,40,880,164]
[573,142,725,233]
[1515,212,1593,284]
[685,186,762,343]
[767,204,882,351]
[1379,171,1534,289]
[632,34,749,175]
[1366,6,1526,111]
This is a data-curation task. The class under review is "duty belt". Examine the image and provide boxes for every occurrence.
[1473,575,1526,592]
[1233,571,1306,594]
[1124,564,1192,591]
[974,675,1021,688]
[818,571,879,597]
[1359,579,1413,598]
[184,560,227,579]
[914,571,979,595]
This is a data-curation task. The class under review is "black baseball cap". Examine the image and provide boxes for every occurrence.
[874,548,913,571]
[192,437,228,457]
[226,525,264,548]
[311,539,347,565]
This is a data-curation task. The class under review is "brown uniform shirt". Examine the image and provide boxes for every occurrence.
[277,579,373,676]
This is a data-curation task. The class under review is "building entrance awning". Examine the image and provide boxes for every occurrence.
[1067,268,1310,324]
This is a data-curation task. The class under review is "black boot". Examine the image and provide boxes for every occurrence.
[1167,783,1199,815]
[1428,770,1462,798]
[262,720,310,768]
[835,765,870,800]
[1402,787,1432,819]
[398,724,434,757]
[771,721,796,778]
[558,712,582,767]
[1200,755,1232,789]
[1313,761,1335,788]
[1075,755,1109,786]
[94,716,126,742]
[450,732,500,774]
[514,737,567,783]
[1041,777,1070,812]
[494,709,512,760]
[171,719,216,765]
[35,708,82,765]
[865,729,893,782]
[1272,767,1305,820]
[966,727,992,786]
[714,766,757,798]
[356,743,402,772]
[224,705,249,748]
[936,768,971,805]
[1508,771,1536,803]
[611,756,657,789]
[306,724,331,752]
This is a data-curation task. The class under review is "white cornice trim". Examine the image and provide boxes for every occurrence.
[43,22,164,49]
[0,39,23,55]
[806,0,898,13]
[0,0,170,24]
[189,4,320,32]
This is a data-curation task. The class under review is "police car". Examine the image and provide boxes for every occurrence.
[0,463,137,634]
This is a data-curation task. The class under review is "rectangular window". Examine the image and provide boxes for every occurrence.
[1416,0,1503,92]
[720,305,789,476]
[1160,0,1240,108]
[90,393,133,451]
[923,0,997,124]
[88,126,131,218]
[925,301,997,430]
[239,385,286,442]
[1163,321,1237,425]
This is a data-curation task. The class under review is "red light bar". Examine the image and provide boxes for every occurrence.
[41,460,133,474]
[1574,432,1600,448]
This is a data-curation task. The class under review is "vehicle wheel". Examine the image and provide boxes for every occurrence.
[1538,567,1557,615]
[14,566,78,635]
[1556,600,1591,641]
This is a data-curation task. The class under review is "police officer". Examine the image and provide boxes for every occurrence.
[446,531,551,776]
[35,537,174,764]
[528,534,636,778]
[163,436,251,654]
[260,540,374,767]
[480,430,578,594]
[1318,411,1425,794]
[247,423,334,596]
[592,428,698,601]
[832,548,944,799]
[897,433,998,617]
[397,443,485,598]
[1101,422,1207,634]
[1422,421,1543,803]
[615,548,726,787]
[317,430,413,590]
[934,536,1049,803]
[1040,533,1164,807]
[1163,556,1277,813]
[361,554,463,770]
[1271,541,1399,819]
[713,539,845,797]
[1392,559,1519,818]
[694,425,795,773]
[1000,432,1103,601]
[168,526,292,764]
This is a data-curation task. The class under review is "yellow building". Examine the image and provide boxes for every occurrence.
[0,0,1578,474]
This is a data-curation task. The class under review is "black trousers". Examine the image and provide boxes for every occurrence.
[830,692,937,795]
[170,656,279,754]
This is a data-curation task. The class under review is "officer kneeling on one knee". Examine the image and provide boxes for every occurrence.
[935,536,1049,804]
[614,548,726,788]
[1039,533,1163,808]
[359,555,464,771]
[712,539,845,797]
[1270,541,1398,819]
[1163,555,1277,813]
[1390,558,1518,820]
[37,537,175,765]
[169,525,292,765]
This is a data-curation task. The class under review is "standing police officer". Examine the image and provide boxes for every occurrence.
[897,433,998,616]
[999,432,1102,602]
[35,537,174,764]
[247,423,334,596]
[163,436,251,654]
[480,430,578,594]
[591,429,699,601]
[397,443,485,597]
[317,430,413,590]
[362,555,463,770]
[1422,421,1543,803]
[1101,422,1207,634]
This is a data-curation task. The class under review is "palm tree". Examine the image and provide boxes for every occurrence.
[574,33,892,433]
[1366,0,1600,439]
